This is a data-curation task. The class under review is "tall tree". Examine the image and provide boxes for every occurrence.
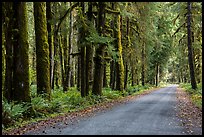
[187,2,197,89]
[92,2,106,95]
[12,2,31,102]
[3,2,14,102]
[115,7,124,91]
[46,2,54,89]
[34,2,51,99]
[86,2,94,94]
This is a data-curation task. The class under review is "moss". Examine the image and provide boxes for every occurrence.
[34,2,51,100]
[116,15,124,91]
[12,3,31,103]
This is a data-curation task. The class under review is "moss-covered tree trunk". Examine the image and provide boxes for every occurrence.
[77,46,81,91]
[12,2,31,102]
[2,25,6,93]
[3,2,14,102]
[64,2,72,91]
[110,60,116,90]
[115,8,124,91]
[124,17,130,89]
[141,42,145,86]
[109,7,116,90]
[78,2,87,97]
[46,2,54,89]
[92,2,106,95]
[34,2,51,99]
[86,2,94,95]
[187,2,197,89]
[103,63,108,87]
[59,34,65,88]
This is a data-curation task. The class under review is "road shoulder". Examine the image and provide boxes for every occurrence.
[175,88,202,135]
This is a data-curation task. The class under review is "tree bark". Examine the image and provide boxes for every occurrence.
[187,2,197,89]
[115,10,124,91]
[86,2,94,94]
[46,2,54,89]
[155,63,159,87]
[124,17,130,90]
[12,2,31,102]
[141,42,145,86]
[3,2,14,102]
[92,2,106,95]
[34,2,51,100]
[78,2,86,97]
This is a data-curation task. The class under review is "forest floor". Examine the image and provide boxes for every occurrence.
[175,87,202,135]
[2,85,202,135]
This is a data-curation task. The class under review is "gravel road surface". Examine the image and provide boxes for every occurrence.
[25,85,187,135]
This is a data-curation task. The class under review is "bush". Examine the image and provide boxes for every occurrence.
[180,83,202,109]
[2,99,30,127]
[31,95,49,116]
[103,88,123,99]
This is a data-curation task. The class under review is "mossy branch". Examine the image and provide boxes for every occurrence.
[172,22,186,37]
[56,2,79,35]
[130,26,140,36]
[105,8,120,15]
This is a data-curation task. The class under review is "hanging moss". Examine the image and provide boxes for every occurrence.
[34,2,51,100]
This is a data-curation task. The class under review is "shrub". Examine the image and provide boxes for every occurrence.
[2,99,30,127]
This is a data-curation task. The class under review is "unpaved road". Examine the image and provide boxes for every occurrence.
[25,85,187,135]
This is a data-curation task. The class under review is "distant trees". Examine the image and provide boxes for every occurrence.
[169,2,201,88]
[2,2,202,104]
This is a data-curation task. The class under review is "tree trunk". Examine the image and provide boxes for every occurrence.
[46,2,54,89]
[86,2,94,94]
[77,47,81,91]
[3,2,14,102]
[187,2,197,89]
[34,2,51,100]
[115,11,124,91]
[124,17,130,90]
[124,63,128,89]
[12,2,31,102]
[92,2,106,95]
[141,42,145,86]
[59,34,65,88]
[155,63,159,87]
[103,63,107,87]
[110,60,116,90]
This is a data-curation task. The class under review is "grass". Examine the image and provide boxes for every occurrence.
[179,83,202,109]
[2,84,155,132]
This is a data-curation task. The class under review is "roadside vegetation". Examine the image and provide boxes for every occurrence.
[2,84,155,132]
[179,83,202,109]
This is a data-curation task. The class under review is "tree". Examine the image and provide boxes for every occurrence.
[12,2,31,102]
[3,2,14,102]
[187,2,197,89]
[92,2,106,95]
[34,2,51,99]
[115,3,124,91]
[3,2,32,103]
[46,2,54,89]
[86,2,94,92]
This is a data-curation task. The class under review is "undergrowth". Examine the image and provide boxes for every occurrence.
[179,83,202,109]
[2,84,153,131]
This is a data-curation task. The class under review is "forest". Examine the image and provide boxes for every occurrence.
[2,2,202,134]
